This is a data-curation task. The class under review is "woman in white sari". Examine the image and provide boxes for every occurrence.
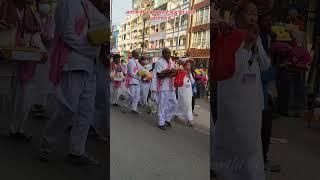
[174,58,195,127]
[212,1,270,180]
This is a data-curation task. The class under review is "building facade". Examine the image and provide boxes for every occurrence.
[187,0,210,67]
[114,0,211,62]
[111,25,120,53]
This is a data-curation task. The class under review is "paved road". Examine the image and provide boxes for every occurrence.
[0,102,209,180]
[110,106,210,180]
[0,114,108,180]
[266,116,320,180]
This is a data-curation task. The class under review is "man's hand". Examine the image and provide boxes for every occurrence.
[170,68,178,77]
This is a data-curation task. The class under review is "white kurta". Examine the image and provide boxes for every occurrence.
[212,46,265,180]
[175,74,194,122]
[126,58,143,111]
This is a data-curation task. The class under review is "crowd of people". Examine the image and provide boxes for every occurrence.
[110,48,208,130]
[0,0,108,166]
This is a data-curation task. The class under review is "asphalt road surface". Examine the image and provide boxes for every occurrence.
[110,106,210,180]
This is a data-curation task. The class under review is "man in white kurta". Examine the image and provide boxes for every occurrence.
[155,48,177,130]
[40,0,102,166]
[126,50,143,113]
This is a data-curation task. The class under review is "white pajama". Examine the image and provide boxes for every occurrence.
[139,81,150,106]
[111,84,121,105]
[32,61,54,107]
[157,90,177,126]
[41,71,96,155]
[128,84,140,111]
[93,58,108,137]
[10,80,36,133]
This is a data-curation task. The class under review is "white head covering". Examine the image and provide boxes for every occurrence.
[178,57,194,66]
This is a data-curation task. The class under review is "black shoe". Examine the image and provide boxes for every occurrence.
[210,169,217,178]
[165,121,171,127]
[112,104,118,106]
[8,132,19,139]
[40,151,49,162]
[65,126,72,135]
[158,125,166,130]
[88,127,98,137]
[66,154,101,166]
[264,160,281,172]
[131,110,141,114]
[187,121,194,127]
[9,132,32,142]
[96,136,108,143]
[33,112,50,119]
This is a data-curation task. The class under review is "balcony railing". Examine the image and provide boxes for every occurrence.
[193,19,210,26]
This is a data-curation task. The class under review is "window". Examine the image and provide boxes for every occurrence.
[181,15,187,26]
[201,31,206,46]
[174,37,178,46]
[199,9,204,25]
[206,30,210,46]
[197,32,201,45]
[192,33,197,47]
[204,7,209,24]
[194,10,199,26]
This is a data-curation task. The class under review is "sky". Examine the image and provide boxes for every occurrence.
[111,0,132,26]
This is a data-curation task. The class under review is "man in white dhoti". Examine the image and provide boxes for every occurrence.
[155,48,177,130]
[212,2,269,180]
[126,50,143,113]
[39,0,106,166]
